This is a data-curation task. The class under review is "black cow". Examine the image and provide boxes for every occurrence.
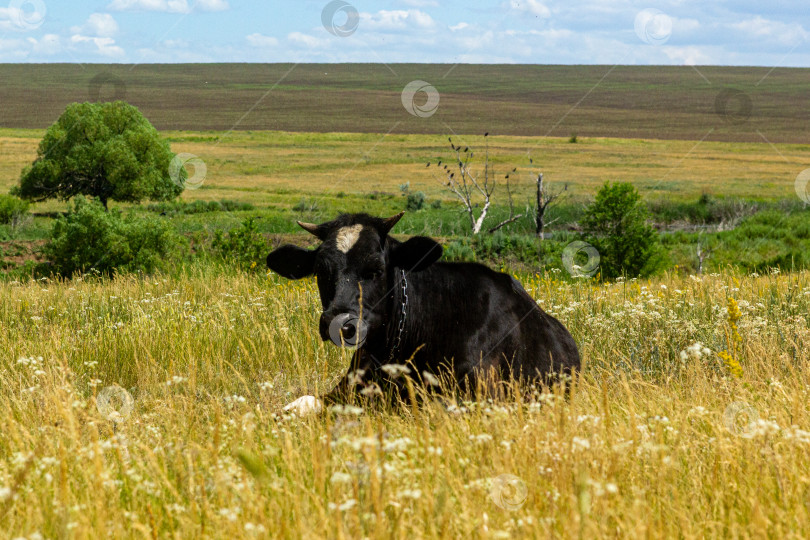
[266,212,579,414]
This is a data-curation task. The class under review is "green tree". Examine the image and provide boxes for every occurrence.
[15,101,184,209]
[580,181,667,279]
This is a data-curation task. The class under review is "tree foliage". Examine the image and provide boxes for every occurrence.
[0,195,30,225]
[581,181,667,279]
[16,101,184,208]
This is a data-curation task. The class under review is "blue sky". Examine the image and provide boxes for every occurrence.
[0,0,808,65]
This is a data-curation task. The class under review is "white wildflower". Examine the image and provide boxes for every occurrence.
[398,489,422,500]
[360,384,382,397]
[679,342,712,363]
[329,404,364,416]
[218,507,241,521]
[381,364,411,378]
[330,472,353,485]
[741,419,781,439]
[688,406,708,416]
[244,523,267,534]
[422,371,440,386]
[572,436,591,451]
[783,426,810,445]
[382,438,413,453]
[332,499,356,511]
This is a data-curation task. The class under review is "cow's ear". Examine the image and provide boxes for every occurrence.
[267,245,316,279]
[390,236,442,272]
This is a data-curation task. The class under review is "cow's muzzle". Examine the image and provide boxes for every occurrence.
[326,313,368,347]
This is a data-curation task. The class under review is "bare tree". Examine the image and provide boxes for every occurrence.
[696,232,713,275]
[487,173,524,233]
[428,134,521,235]
[529,170,568,239]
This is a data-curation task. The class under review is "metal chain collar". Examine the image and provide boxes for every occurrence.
[388,269,408,363]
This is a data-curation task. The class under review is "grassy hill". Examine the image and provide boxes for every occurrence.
[1,63,809,142]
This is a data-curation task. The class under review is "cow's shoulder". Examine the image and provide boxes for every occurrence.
[429,261,506,283]
[424,262,527,294]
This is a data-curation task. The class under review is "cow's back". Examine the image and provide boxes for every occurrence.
[401,262,580,385]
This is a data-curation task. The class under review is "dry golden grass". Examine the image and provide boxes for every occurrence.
[1,267,808,538]
[1,129,806,216]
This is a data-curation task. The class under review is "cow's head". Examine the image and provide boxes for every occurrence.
[266,213,442,348]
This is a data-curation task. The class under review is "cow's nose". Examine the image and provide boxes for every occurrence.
[325,312,368,347]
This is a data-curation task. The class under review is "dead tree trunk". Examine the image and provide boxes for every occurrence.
[533,172,566,239]
[696,233,713,275]
[536,173,545,237]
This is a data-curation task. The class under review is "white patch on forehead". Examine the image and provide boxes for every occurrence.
[335,224,364,253]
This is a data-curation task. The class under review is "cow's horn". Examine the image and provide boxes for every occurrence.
[382,211,405,234]
[297,221,321,237]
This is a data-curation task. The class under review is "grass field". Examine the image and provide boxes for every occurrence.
[1,64,809,142]
[2,126,809,275]
[1,267,808,538]
[2,128,807,215]
[1,63,810,538]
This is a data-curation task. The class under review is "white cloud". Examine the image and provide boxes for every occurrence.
[247,33,279,48]
[662,45,712,66]
[71,34,125,57]
[288,32,328,48]
[162,39,189,48]
[135,46,216,62]
[0,37,25,51]
[729,16,808,46]
[673,18,701,34]
[360,10,436,31]
[196,0,229,10]
[449,22,468,31]
[455,29,495,52]
[400,0,438,6]
[509,0,551,18]
[28,34,61,55]
[108,0,228,13]
[71,14,119,37]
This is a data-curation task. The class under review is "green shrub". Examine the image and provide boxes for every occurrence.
[146,199,254,215]
[649,194,760,225]
[0,195,30,225]
[292,198,318,213]
[444,233,540,265]
[211,217,268,271]
[442,239,476,262]
[220,200,255,213]
[43,196,185,276]
[581,182,668,279]
[406,191,426,212]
